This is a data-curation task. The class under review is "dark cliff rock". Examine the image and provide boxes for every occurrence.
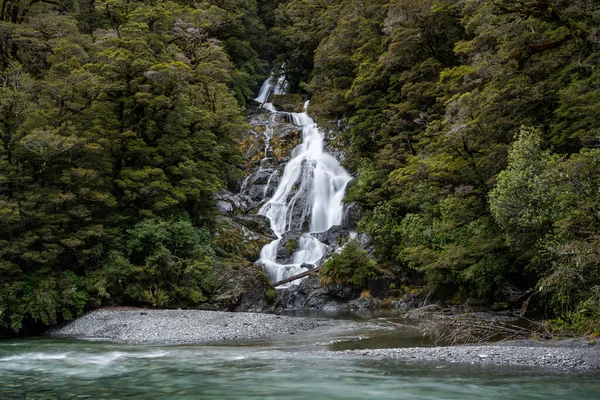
[212,256,276,313]
[341,201,360,230]
[270,94,304,113]
[278,276,361,310]
[312,225,349,248]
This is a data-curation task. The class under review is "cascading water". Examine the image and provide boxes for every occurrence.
[254,75,352,286]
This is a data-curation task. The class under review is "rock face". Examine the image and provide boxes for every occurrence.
[210,104,315,312]
[214,99,379,312]
[270,94,305,113]
[213,257,277,313]
[279,276,362,310]
[312,225,350,248]
[215,190,254,216]
[341,201,360,230]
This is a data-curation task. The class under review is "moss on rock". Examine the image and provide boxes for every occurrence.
[271,94,304,112]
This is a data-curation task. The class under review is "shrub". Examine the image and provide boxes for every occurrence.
[320,240,377,288]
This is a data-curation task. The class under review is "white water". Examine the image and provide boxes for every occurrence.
[254,76,352,285]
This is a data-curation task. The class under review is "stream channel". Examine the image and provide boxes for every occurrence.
[2,314,599,400]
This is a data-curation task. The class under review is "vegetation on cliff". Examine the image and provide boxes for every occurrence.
[1,0,599,335]
[272,0,600,333]
[0,0,272,333]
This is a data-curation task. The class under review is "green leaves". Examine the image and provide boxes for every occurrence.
[320,240,378,288]
[489,127,562,247]
[0,0,266,333]
[116,217,216,307]
[273,0,600,313]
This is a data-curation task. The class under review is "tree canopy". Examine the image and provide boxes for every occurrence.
[271,0,600,332]
[0,0,273,333]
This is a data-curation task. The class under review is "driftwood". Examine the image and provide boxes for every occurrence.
[428,315,554,346]
[273,266,321,287]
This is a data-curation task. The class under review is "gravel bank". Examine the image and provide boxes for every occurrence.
[51,309,600,371]
[50,309,329,344]
[333,342,600,371]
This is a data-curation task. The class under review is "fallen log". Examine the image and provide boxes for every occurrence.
[273,266,321,287]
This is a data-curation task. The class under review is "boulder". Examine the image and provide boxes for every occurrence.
[216,200,234,216]
[213,257,276,313]
[233,214,275,238]
[312,225,349,248]
[278,276,362,310]
[215,190,253,215]
[270,94,304,113]
[275,231,303,264]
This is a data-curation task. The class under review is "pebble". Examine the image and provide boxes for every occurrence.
[332,344,600,371]
[49,309,328,345]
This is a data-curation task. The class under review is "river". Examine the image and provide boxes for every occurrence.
[1,332,599,399]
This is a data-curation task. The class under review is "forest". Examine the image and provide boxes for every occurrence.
[1,0,599,335]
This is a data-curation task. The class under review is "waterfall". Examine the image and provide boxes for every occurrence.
[254,75,352,286]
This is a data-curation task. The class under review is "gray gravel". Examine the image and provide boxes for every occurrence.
[333,342,600,371]
[51,309,600,371]
[50,309,328,344]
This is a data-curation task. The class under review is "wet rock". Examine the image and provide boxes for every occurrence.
[312,225,349,248]
[275,231,303,264]
[233,214,275,238]
[246,184,268,203]
[213,258,276,313]
[356,232,376,257]
[246,168,278,186]
[350,297,383,310]
[341,202,360,230]
[270,128,302,163]
[367,277,393,299]
[271,94,304,113]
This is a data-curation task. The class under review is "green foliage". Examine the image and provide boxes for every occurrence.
[489,127,562,248]
[0,0,273,333]
[110,217,216,307]
[320,240,378,288]
[264,288,278,305]
[272,0,600,324]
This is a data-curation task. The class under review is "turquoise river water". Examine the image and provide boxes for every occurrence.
[1,332,599,399]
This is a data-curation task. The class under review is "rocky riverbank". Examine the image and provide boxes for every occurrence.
[333,339,600,371]
[49,309,330,345]
[50,309,600,371]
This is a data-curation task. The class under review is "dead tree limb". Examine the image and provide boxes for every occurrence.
[273,266,322,287]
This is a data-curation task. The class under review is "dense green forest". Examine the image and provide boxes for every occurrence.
[0,0,273,333]
[275,0,599,333]
[1,0,599,335]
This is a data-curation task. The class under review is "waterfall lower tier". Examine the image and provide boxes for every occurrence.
[253,76,352,286]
